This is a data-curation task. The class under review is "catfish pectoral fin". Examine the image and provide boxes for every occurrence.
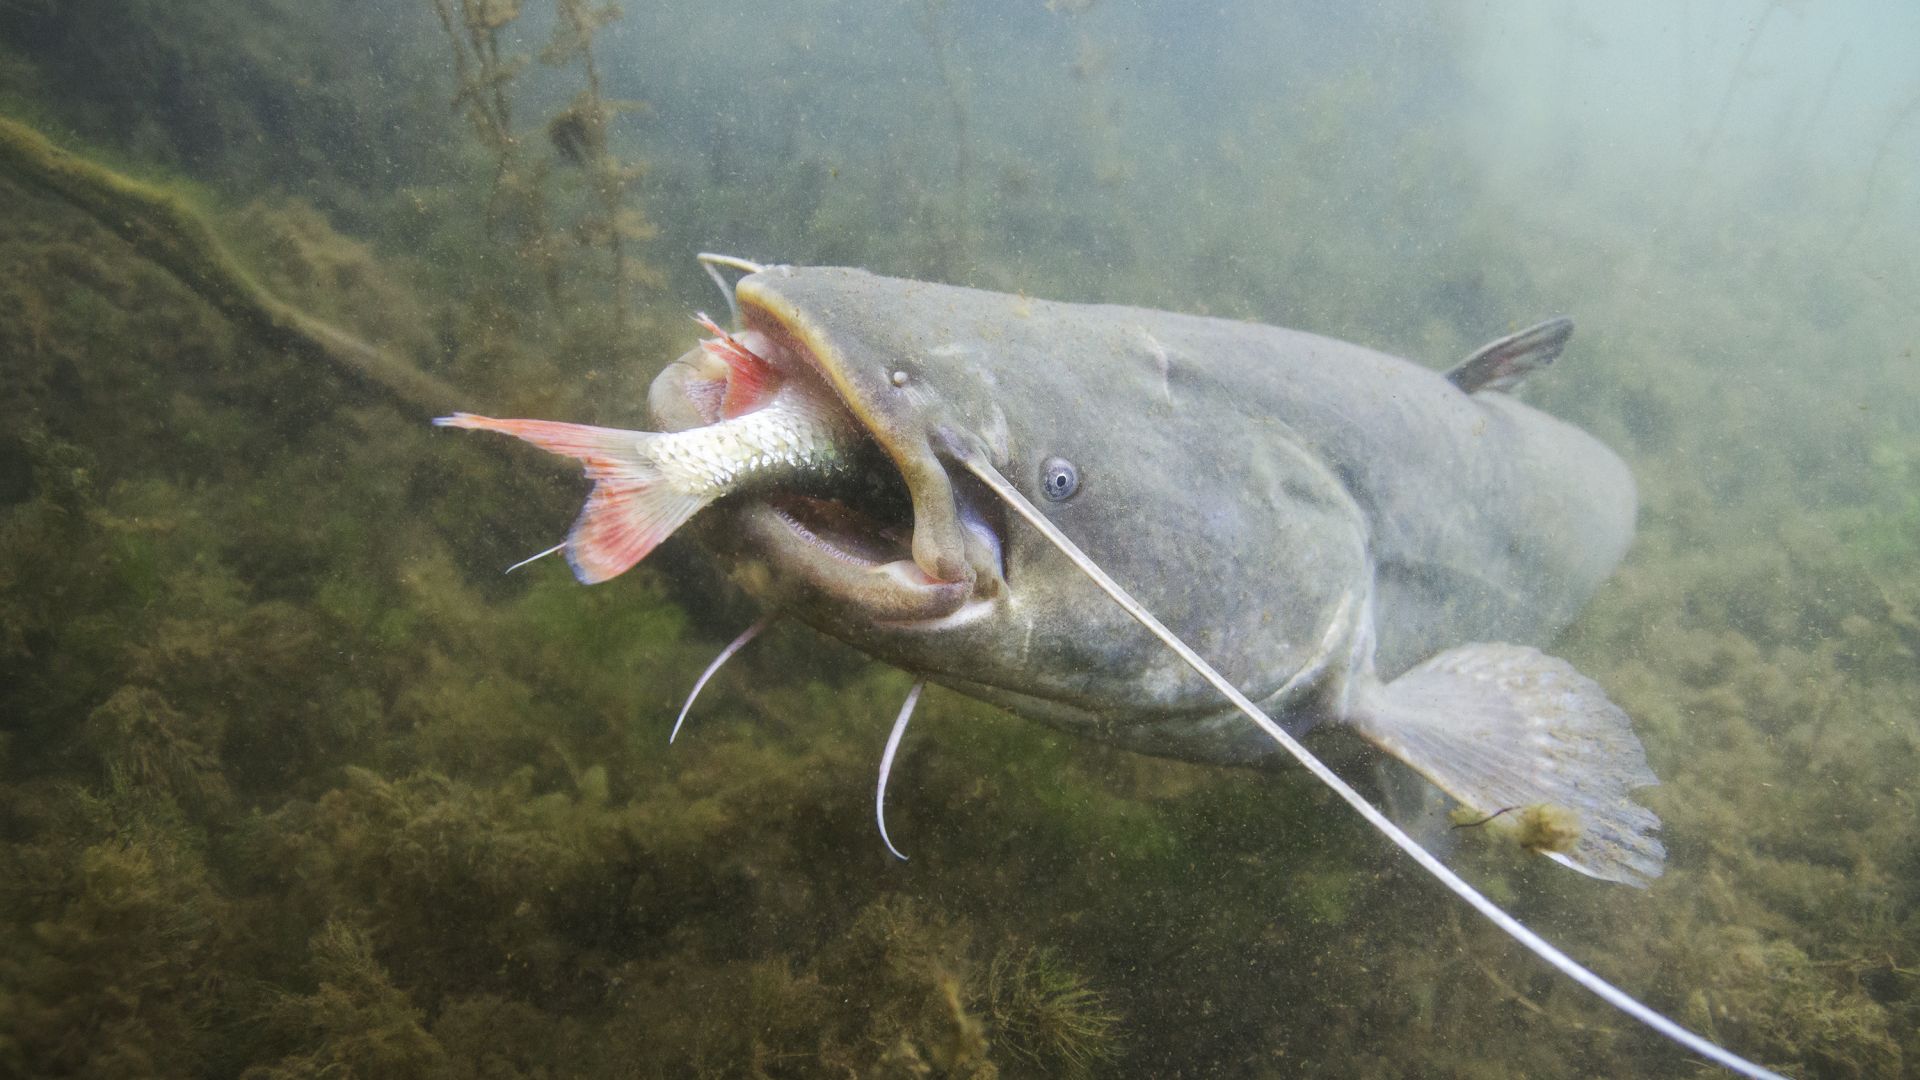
[1345,643,1665,887]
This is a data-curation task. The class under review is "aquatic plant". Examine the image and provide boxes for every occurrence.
[246,920,454,1080]
[542,0,656,334]
[0,780,230,1078]
[82,687,230,811]
[0,116,461,415]
[426,0,655,333]
[986,946,1121,1077]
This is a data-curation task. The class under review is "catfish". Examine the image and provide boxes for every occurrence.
[435,258,1782,1079]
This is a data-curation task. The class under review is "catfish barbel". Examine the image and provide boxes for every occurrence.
[434,256,1783,1080]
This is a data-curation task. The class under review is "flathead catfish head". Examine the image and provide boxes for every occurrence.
[650,265,1373,759]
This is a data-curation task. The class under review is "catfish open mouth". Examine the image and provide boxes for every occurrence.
[650,298,1003,624]
[764,492,913,569]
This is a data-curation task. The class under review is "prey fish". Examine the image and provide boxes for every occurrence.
[435,316,889,584]
[435,256,1782,1079]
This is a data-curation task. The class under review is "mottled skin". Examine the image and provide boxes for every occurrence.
[648,266,1635,768]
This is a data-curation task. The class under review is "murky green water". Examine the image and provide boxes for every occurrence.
[2,2,1915,1076]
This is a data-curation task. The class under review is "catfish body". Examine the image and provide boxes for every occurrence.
[440,264,1656,885]
[694,269,1634,766]
[436,264,1792,1069]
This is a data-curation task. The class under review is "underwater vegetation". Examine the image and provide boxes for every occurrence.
[426,0,657,334]
[2,1,1918,1077]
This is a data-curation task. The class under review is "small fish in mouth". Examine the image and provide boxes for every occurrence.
[434,316,900,584]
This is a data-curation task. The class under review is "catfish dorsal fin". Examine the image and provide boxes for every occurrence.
[949,445,1785,1080]
[1446,316,1574,394]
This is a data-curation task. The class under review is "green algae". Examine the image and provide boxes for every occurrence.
[986,947,1122,1076]
[0,115,464,416]
[246,920,456,1080]
[0,779,232,1079]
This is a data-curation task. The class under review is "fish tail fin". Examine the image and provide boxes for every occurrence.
[1346,643,1664,887]
[433,413,712,584]
[563,469,712,585]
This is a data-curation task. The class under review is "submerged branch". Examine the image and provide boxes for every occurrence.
[0,115,463,416]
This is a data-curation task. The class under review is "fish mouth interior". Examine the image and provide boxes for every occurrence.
[762,488,913,570]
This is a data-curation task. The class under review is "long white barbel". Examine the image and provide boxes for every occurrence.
[696,252,766,326]
[955,451,1785,1080]
[669,615,773,744]
[875,678,926,861]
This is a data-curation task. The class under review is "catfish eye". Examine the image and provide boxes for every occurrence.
[1040,457,1080,502]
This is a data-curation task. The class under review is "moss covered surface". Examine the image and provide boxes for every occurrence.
[2,5,1918,1077]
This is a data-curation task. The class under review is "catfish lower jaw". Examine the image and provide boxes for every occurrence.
[731,498,981,621]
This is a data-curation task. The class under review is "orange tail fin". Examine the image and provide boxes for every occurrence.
[434,413,712,583]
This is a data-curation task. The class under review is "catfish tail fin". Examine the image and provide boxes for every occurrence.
[433,413,712,584]
[1347,643,1664,887]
